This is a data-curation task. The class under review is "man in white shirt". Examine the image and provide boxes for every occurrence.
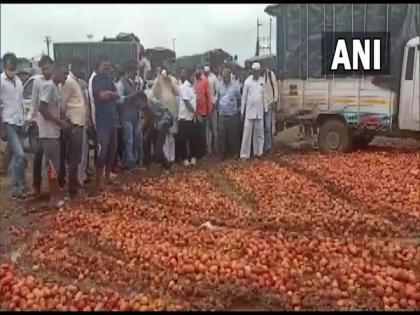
[0,53,27,199]
[29,55,54,197]
[240,62,265,160]
[60,57,88,198]
[138,45,151,83]
[203,65,219,156]
[178,68,200,167]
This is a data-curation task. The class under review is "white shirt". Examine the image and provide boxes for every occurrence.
[139,57,151,79]
[38,81,61,139]
[88,71,97,127]
[178,80,196,121]
[0,72,24,126]
[144,87,154,100]
[61,72,86,126]
[206,72,219,104]
[31,74,50,121]
[114,80,126,105]
[241,75,264,120]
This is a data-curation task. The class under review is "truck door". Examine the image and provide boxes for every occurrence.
[414,45,420,127]
[398,41,420,131]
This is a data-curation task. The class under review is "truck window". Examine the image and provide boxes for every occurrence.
[405,47,415,81]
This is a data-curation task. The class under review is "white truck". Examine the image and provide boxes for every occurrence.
[266,4,420,152]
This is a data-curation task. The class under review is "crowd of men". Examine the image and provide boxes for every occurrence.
[0,51,278,207]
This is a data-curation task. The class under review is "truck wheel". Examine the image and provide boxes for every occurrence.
[318,119,353,153]
[353,133,375,150]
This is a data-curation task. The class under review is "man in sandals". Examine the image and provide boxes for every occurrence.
[37,63,69,208]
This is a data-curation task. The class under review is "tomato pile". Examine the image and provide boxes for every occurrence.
[1,149,419,311]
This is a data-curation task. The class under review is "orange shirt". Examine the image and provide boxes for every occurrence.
[194,76,212,117]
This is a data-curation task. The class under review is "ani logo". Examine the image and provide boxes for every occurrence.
[323,32,390,75]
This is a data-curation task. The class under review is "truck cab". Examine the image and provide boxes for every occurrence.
[267,3,419,152]
[398,36,420,132]
[276,36,420,153]
[316,36,420,152]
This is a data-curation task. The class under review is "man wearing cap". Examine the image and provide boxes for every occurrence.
[240,62,265,160]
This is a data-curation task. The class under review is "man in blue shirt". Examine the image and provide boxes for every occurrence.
[217,68,241,160]
[115,62,142,170]
[92,56,120,192]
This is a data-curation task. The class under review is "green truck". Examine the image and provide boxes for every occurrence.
[173,49,232,75]
[53,40,141,76]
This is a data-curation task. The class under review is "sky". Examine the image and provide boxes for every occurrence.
[0,3,276,66]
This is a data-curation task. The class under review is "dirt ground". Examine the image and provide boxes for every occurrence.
[0,130,419,311]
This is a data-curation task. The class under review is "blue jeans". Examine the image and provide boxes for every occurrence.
[5,124,26,196]
[122,118,140,168]
[264,108,273,153]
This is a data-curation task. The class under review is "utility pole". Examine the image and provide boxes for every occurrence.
[44,36,51,57]
[173,37,176,53]
[256,18,263,56]
[87,34,93,41]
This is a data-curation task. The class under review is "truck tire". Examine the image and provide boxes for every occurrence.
[318,119,353,153]
[353,133,375,150]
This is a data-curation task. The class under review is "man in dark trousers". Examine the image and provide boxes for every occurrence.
[60,57,88,199]
[217,68,241,160]
[177,68,200,167]
[91,56,120,192]
[29,55,54,197]
[37,63,69,207]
